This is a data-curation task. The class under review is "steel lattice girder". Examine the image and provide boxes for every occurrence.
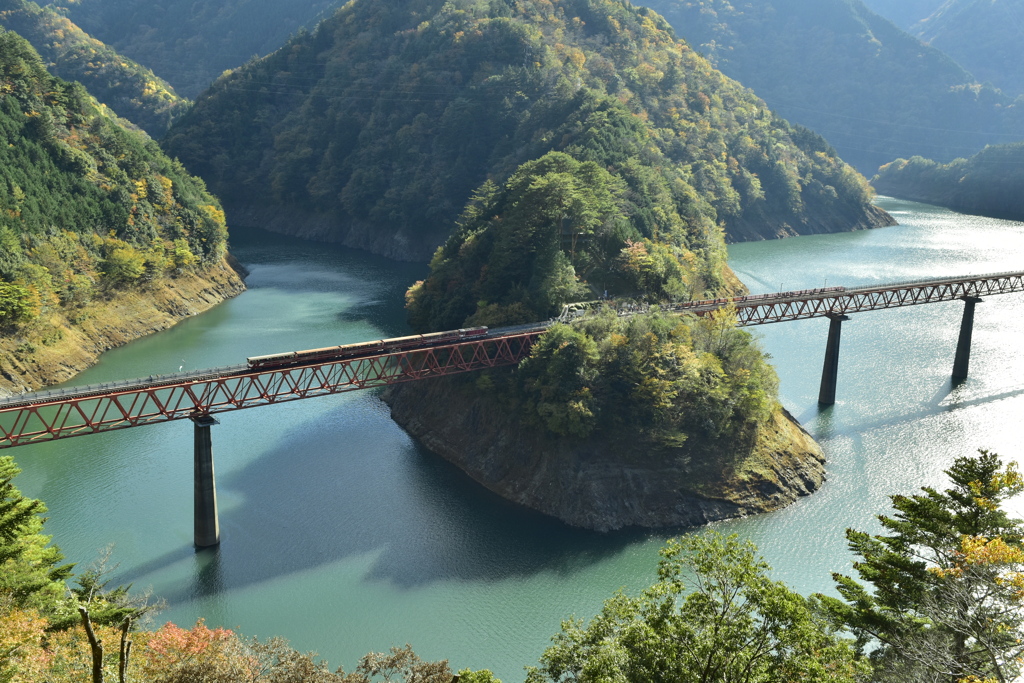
[3,271,1023,449]
[0,332,542,449]
[721,273,1024,326]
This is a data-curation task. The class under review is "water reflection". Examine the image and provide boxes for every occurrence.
[116,396,641,606]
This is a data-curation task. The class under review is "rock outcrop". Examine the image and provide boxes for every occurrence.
[384,376,824,531]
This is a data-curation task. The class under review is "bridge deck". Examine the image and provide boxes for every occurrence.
[2,270,1022,448]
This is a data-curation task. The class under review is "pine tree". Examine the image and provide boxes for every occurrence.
[819,450,1024,683]
[0,456,73,612]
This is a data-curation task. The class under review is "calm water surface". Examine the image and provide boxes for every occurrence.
[12,197,1024,681]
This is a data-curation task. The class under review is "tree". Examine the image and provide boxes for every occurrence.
[456,669,502,683]
[516,323,600,437]
[342,644,452,683]
[526,532,867,683]
[819,450,1024,683]
[0,456,73,613]
[0,282,37,326]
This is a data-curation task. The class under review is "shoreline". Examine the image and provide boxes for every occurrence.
[0,256,246,396]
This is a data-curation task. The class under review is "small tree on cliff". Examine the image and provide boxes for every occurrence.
[526,532,867,683]
[819,450,1024,683]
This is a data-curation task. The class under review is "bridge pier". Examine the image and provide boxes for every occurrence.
[192,415,220,548]
[818,314,850,406]
[952,296,983,381]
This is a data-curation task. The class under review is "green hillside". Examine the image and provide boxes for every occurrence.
[163,0,889,262]
[873,143,1024,221]
[913,0,1024,97]
[0,0,189,135]
[0,28,229,329]
[373,0,853,530]
[60,0,341,98]
[638,0,1024,172]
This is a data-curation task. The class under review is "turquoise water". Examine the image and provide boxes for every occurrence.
[10,197,1024,681]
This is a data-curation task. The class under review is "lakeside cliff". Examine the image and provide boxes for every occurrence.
[385,375,824,531]
[0,257,244,395]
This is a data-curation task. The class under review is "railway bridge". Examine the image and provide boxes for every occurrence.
[2,270,1022,546]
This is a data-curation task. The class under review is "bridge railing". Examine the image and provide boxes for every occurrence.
[0,363,249,409]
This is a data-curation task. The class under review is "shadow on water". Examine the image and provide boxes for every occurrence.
[123,397,644,604]
[231,231,426,301]
[797,382,1024,441]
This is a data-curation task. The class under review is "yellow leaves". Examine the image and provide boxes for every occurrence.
[566,46,586,70]
[200,204,227,230]
[156,175,175,214]
[992,462,1024,494]
[930,565,963,579]
[0,606,50,683]
[932,535,1024,598]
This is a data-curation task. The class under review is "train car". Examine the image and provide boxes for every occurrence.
[246,327,489,370]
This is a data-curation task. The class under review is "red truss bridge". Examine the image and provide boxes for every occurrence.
[1,269,1021,546]
[665,270,1024,326]
[2,269,1022,451]
[0,327,542,450]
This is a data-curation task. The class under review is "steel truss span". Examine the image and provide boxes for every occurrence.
[2,270,1022,449]
[0,332,541,449]
[667,270,1024,326]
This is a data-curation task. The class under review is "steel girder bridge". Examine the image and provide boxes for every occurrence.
[2,269,1022,546]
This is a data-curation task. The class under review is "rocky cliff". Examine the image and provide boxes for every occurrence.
[384,376,824,531]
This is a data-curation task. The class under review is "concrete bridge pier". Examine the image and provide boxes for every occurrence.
[818,314,851,406]
[192,415,220,548]
[952,296,983,381]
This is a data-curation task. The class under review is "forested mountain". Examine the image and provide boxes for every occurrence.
[873,144,1024,221]
[59,0,341,98]
[333,0,859,530]
[0,29,242,393]
[638,0,1024,172]
[912,0,1024,97]
[164,0,890,262]
[0,0,189,134]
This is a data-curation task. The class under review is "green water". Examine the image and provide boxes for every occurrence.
[10,197,1024,681]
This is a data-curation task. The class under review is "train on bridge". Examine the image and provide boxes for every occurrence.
[245,326,490,370]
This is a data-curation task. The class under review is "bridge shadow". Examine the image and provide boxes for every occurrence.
[799,381,1024,437]
[118,397,646,604]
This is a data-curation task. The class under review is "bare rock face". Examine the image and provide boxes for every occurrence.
[0,257,246,395]
[383,377,825,531]
[725,203,896,242]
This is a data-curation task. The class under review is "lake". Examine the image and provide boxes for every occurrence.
[11,196,1024,681]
